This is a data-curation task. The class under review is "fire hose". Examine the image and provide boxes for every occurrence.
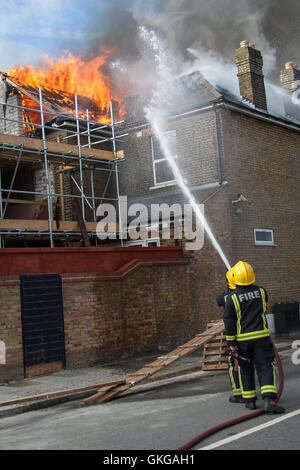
[177,339,284,450]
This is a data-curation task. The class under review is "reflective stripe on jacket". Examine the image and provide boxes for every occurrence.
[223,285,269,343]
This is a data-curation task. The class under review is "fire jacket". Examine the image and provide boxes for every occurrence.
[223,284,269,345]
[216,289,234,308]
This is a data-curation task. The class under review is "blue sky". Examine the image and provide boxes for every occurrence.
[0,0,134,71]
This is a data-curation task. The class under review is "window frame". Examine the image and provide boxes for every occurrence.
[151,130,177,186]
[124,238,161,248]
[254,228,275,246]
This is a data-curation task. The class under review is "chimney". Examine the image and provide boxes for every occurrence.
[235,41,268,111]
[280,62,300,94]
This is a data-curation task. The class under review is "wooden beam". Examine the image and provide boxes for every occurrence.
[0,219,118,232]
[0,379,125,408]
[72,198,91,247]
[0,133,124,164]
[4,76,66,115]
[2,198,61,207]
[84,321,225,405]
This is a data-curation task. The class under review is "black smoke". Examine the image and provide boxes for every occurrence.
[62,0,300,90]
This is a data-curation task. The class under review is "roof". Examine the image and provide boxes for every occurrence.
[124,182,227,224]
[2,68,299,131]
[124,70,300,129]
[0,72,107,121]
[216,82,300,128]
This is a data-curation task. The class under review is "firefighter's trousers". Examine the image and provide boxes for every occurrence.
[237,337,277,401]
[227,356,242,396]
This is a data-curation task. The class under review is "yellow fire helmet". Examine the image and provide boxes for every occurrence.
[226,269,236,290]
[232,261,255,286]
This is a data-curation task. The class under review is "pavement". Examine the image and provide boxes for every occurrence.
[0,332,299,419]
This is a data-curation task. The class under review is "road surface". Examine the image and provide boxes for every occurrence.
[0,353,298,453]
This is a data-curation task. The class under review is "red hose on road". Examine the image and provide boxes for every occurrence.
[177,341,284,450]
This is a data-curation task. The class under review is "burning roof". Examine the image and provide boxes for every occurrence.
[8,73,105,116]
[0,50,125,132]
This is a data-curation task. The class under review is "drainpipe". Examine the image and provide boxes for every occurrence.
[214,104,224,184]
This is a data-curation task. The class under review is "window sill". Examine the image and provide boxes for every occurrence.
[149,181,177,190]
[254,244,277,247]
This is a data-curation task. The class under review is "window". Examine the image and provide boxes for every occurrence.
[151,130,177,185]
[124,238,160,247]
[254,229,274,246]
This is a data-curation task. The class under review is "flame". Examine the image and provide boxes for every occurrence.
[8,49,124,128]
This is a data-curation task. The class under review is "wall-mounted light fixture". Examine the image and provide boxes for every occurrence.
[232,193,248,204]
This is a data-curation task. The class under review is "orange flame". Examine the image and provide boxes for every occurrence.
[8,49,124,127]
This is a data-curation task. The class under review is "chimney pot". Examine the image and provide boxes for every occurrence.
[235,42,267,110]
[280,61,300,93]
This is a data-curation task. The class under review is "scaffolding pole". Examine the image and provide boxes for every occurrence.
[0,89,125,247]
[110,100,123,246]
[2,144,24,219]
[86,109,96,222]
[39,87,54,248]
[75,94,85,221]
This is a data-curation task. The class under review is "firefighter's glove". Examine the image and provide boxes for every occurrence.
[225,345,239,358]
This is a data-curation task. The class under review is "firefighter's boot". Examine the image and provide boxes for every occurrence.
[245,399,257,410]
[263,398,285,414]
[229,395,245,403]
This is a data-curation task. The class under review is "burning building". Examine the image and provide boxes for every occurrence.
[0,40,299,382]
[0,48,189,382]
[118,41,300,347]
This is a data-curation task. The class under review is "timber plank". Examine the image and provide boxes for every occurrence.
[0,219,118,233]
[85,321,225,405]
[0,379,125,408]
[84,383,130,405]
[0,133,124,164]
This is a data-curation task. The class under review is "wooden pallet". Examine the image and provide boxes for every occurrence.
[84,320,225,405]
[202,321,228,371]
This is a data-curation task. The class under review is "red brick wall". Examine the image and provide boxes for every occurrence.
[0,284,23,382]
[0,259,220,383]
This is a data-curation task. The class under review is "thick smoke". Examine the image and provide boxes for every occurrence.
[136,0,300,80]
[72,0,300,100]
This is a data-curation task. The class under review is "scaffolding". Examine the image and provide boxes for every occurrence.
[0,83,127,248]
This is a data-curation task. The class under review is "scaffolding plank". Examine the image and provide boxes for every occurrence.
[2,198,61,207]
[0,219,118,233]
[0,133,124,164]
[84,321,225,405]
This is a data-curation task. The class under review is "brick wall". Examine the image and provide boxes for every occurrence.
[1,257,226,383]
[120,109,220,198]
[0,284,23,382]
[220,107,300,307]
[118,103,300,320]
[61,260,219,369]
[0,90,23,136]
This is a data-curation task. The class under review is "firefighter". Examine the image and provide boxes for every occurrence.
[217,270,244,404]
[223,261,285,413]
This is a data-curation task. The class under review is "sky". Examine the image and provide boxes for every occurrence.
[1,0,299,86]
[0,0,117,70]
